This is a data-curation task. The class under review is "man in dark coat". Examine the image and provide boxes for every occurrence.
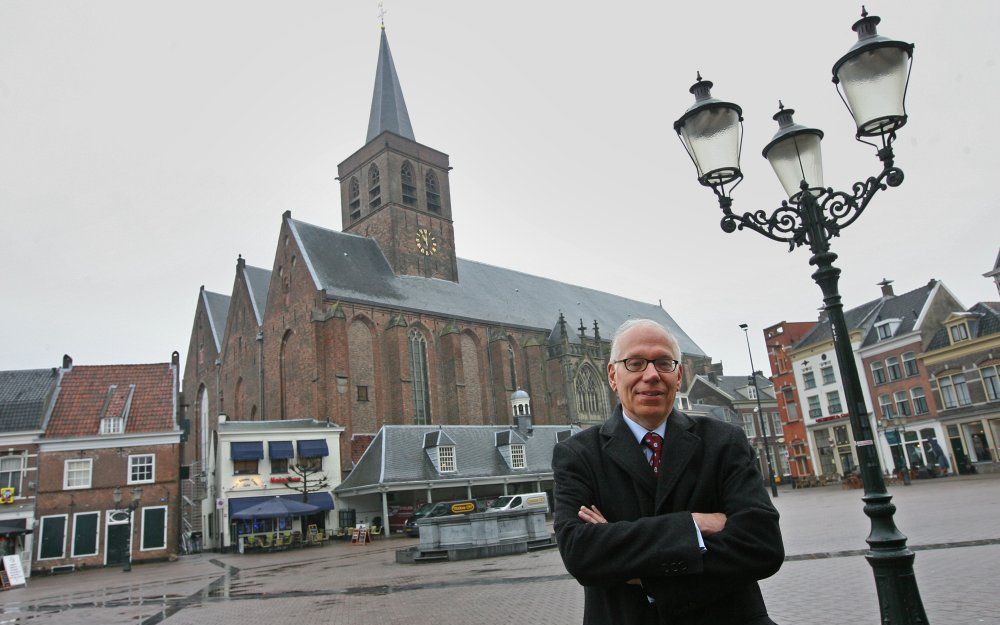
[553,319,783,625]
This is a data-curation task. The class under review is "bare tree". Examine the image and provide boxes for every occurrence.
[284,461,330,504]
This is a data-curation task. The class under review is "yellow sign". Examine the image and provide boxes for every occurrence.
[450,502,476,514]
[0,488,14,504]
[526,496,546,505]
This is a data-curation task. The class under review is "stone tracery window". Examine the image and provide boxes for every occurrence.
[368,165,381,209]
[575,365,607,421]
[349,177,361,220]
[409,329,431,424]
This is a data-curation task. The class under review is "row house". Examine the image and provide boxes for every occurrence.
[763,321,818,481]
[0,368,58,577]
[922,301,1000,474]
[858,280,964,476]
[33,356,181,574]
[686,373,787,480]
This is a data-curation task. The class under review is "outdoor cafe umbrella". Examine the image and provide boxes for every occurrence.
[231,496,320,520]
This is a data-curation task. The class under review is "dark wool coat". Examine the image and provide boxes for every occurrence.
[553,407,784,625]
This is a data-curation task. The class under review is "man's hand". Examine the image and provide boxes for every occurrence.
[692,512,727,536]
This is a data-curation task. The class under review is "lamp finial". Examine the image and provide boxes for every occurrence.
[696,71,702,82]
[861,5,868,18]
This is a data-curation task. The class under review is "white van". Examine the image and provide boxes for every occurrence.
[486,492,549,513]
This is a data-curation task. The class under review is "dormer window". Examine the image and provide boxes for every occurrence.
[100,417,124,435]
[510,444,526,469]
[875,319,902,341]
[949,323,969,343]
[747,386,757,400]
[437,445,456,472]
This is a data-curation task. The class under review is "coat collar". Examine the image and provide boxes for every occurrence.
[599,405,701,510]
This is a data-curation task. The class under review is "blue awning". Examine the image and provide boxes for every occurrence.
[268,440,294,459]
[231,441,264,461]
[297,439,329,458]
[228,492,334,517]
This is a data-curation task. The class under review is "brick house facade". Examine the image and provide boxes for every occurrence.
[34,357,181,573]
[764,321,818,480]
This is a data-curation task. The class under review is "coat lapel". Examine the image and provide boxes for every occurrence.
[600,407,657,499]
[655,409,701,514]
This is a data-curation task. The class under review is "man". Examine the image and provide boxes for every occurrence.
[553,319,783,625]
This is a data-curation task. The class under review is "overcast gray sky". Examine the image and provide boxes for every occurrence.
[1,1,997,379]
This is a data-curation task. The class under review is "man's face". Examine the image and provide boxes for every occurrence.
[608,325,683,429]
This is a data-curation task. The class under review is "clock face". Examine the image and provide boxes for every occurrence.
[415,228,439,256]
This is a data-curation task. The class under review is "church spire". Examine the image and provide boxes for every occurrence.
[366,28,415,143]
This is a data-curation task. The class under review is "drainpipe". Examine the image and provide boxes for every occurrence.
[257,330,265,419]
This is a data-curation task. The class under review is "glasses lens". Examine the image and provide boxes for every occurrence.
[653,359,676,373]
[623,358,646,372]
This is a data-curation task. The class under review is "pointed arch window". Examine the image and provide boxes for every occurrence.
[409,329,431,424]
[425,170,441,213]
[349,177,361,221]
[401,162,417,206]
[368,165,381,209]
[575,366,607,421]
[507,343,517,390]
[279,329,294,420]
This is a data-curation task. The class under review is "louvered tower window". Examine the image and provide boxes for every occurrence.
[368,165,381,209]
[425,170,441,213]
[401,162,417,206]
[349,177,361,221]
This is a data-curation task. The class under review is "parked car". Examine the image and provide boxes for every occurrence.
[402,499,481,537]
[485,492,549,513]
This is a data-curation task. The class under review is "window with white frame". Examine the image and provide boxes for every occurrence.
[871,361,886,385]
[64,458,92,489]
[803,371,816,389]
[902,352,918,377]
[807,395,822,419]
[879,394,895,418]
[510,444,526,469]
[140,506,167,551]
[743,414,756,438]
[128,454,155,484]
[876,322,894,340]
[886,356,902,381]
[100,416,124,435]
[438,446,456,473]
[911,387,929,415]
[894,390,912,417]
[0,455,23,493]
[826,390,843,414]
[981,365,1000,401]
[939,373,972,409]
[772,412,782,435]
[821,364,836,385]
[746,385,757,400]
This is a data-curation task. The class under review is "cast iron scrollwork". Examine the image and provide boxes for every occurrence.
[716,162,904,252]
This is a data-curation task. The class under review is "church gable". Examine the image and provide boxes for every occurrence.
[219,258,271,422]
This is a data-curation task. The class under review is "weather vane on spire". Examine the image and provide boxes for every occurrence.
[378,1,387,29]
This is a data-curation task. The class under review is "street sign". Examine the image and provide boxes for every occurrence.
[216,498,224,509]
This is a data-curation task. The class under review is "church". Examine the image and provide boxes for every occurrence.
[180,27,712,537]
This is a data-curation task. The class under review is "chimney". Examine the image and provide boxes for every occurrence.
[62,354,73,370]
[171,351,180,367]
[877,278,895,297]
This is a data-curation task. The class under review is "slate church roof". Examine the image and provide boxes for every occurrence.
[0,368,59,433]
[243,265,272,326]
[335,424,580,495]
[201,288,231,352]
[288,217,706,357]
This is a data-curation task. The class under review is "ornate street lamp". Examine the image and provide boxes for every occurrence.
[674,8,925,624]
[739,323,779,497]
[112,485,143,572]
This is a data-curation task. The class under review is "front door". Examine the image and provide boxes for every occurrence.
[106,510,131,566]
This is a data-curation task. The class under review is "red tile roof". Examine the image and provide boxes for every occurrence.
[45,363,176,438]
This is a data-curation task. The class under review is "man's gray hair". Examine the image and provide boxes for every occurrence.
[609,319,683,363]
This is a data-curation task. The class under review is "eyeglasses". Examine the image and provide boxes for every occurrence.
[612,357,680,373]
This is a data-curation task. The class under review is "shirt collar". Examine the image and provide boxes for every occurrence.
[622,409,667,445]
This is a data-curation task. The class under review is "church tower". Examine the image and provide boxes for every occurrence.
[337,27,458,282]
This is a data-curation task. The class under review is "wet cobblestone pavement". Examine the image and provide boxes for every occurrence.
[3,474,999,625]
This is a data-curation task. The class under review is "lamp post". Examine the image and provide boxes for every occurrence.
[674,9,927,624]
[739,323,778,497]
[880,415,912,486]
[112,485,143,572]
